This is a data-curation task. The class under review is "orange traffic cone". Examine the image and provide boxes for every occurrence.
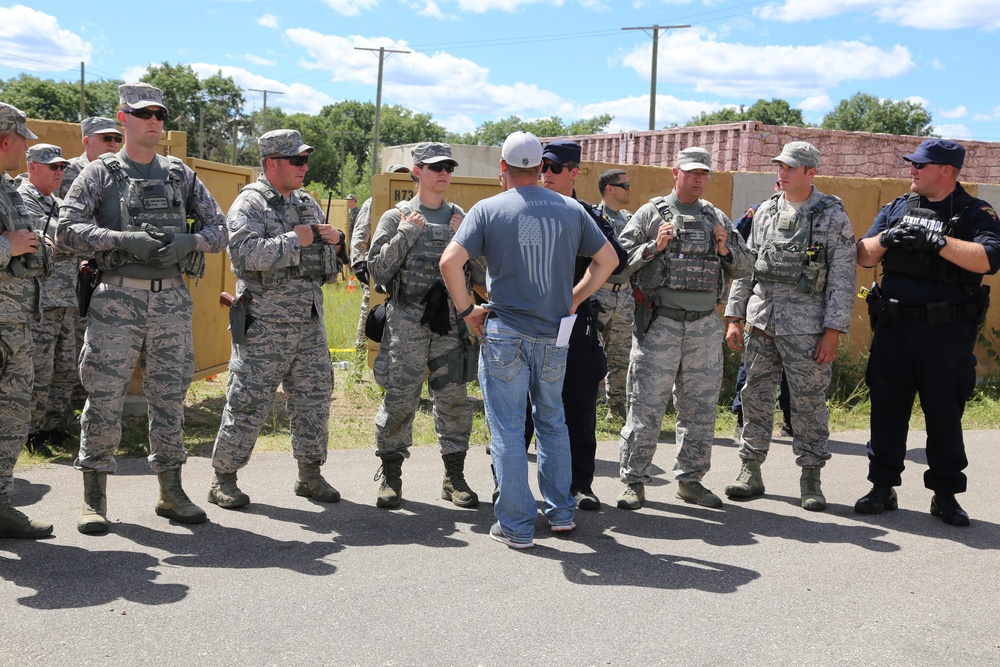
[347,275,357,293]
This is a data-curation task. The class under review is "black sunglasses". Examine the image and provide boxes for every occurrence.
[273,155,310,167]
[607,182,631,191]
[909,161,943,170]
[421,162,454,173]
[124,108,167,121]
[46,163,67,172]
[100,134,123,143]
[541,161,571,174]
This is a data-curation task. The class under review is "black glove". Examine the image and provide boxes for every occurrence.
[908,225,947,255]
[353,261,370,286]
[147,233,198,268]
[881,222,923,250]
[420,281,452,336]
[118,231,164,261]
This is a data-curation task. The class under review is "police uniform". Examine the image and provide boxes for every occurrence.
[594,201,634,420]
[16,144,85,443]
[368,143,482,508]
[210,130,343,508]
[862,184,1000,503]
[618,180,752,507]
[0,102,54,538]
[57,83,227,530]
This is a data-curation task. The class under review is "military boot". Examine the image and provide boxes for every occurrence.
[725,459,765,498]
[155,468,207,524]
[375,452,404,508]
[676,481,723,508]
[441,451,478,508]
[294,461,341,503]
[78,470,109,534]
[0,493,53,539]
[616,482,645,510]
[208,472,250,509]
[800,467,826,512]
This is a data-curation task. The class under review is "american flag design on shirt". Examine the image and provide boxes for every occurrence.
[517,213,563,296]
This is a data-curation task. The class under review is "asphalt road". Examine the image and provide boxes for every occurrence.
[2,430,998,666]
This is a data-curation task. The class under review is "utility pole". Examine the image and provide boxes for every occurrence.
[248,88,284,134]
[355,46,410,180]
[621,24,689,131]
[79,62,86,121]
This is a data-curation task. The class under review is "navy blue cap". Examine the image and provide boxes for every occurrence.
[904,139,965,170]
[541,140,581,165]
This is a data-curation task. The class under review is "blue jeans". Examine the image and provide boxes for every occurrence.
[480,318,575,543]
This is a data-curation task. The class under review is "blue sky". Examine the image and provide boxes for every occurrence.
[3,0,999,140]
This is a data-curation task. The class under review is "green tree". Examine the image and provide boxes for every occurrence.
[686,99,806,127]
[0,73,80,122]
[821,92,933,136]
[449,114,615,146]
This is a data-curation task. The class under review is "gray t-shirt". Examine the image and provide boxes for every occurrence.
[454,185,607,337]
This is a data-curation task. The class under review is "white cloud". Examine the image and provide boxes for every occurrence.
[229,53,277,66]
[905,96,930,108]
[258,13,280,28]
[439,113,478,134]
[934,124,973,141]
[798,95,832,113]
[406,0,455,20]
[0,5,91,72]
[972,114,993,122]
[455,0,561,13]
[617,27,914,98]
[756,0,1000,31]
[189,63,336,115]
[120,66,148,82]
[322,0,379,17]
[286,29,563,117]
[931,58,945,70]
[940,105,967,119]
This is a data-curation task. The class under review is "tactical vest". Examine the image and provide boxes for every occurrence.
[752,193,840,295]
[392,200,455,305]
[882,193,980,286]
[96,154,205,277]
[0,179,51,279]
[634,197,720,294]
[240,181,337,287]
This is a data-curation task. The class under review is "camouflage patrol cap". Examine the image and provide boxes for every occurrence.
[118,82,168,111]
[676,146,712,172]
[0,102,38,140]
[81,116,121,137]
[412,142,457,166]
[26,143,70,165]
[386,164,410,173]
[772,141,820,169]
[346,194,356,201]
[258,129,313,158]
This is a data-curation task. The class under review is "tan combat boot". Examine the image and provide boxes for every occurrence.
[155,468,207,524]
[208,472,250,508]
[78,470,108,534]
[725,459,765,498]
[375,452,404,508]
[0,493,53,539]
[294,461,341,503]
[800,467,826,512]
[441,451,478,508]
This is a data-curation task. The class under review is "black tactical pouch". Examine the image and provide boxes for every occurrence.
[76,259,101,317]
[228,290,253,345]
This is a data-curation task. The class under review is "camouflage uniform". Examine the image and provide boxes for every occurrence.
[211,170,340,475]
[618,190,752,489]
[57,143,227,475]
[351,196,373,346]
[17,165,86,436]
[725,186,856,469]
[594,202,633,416]
[369,195,478,457]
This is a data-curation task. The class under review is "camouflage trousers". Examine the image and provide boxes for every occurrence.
[594,285,634,409]
[739,330,832,468]
[619,313,722,484]
[70,310,87,406]
[354,284,370,347]
[75,282,194,474]
[373,302,471,456]
[212,317,333,474]
[0,323,32,496]
[30,306,80,432]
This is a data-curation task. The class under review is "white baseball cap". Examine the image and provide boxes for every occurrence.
[501,131,542,168]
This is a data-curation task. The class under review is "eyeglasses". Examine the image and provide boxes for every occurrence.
[123,108,167,121]
[909,161,943,170]
[100,135,123,143]
[273,155,310,167]
[421,162,454,173]
[541,161,575,174]
[46,163,67,172]
[607,182,631,191]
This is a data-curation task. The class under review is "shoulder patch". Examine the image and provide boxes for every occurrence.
[982,206,998,222]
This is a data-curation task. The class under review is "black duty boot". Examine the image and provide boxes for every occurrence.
[930,493,970,527]
[441,451,478,508]
[854,485,898,515]
[375,452,404,508]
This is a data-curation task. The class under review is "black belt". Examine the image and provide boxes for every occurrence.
[655,306,714,322]
[872,298,982,325]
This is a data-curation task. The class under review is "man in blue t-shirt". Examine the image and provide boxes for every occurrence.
[440,131,618,549]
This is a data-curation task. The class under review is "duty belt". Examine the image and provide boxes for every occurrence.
[103,274,185,292]
[602,282,629,292]
[871,297,983,326]
[655,306,714,322]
